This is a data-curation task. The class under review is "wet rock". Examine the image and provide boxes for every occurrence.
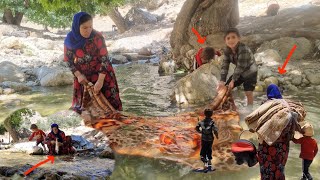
[254,49,282,66]
[138,47,153,56]
[264,76,278,86]
[254,83,264,92]
[305,71,320,85]
[173,62,220,105]
[257,37,313,60]
[125,8,158,26]
[0,81,31,92]
[99,147,115,159]
[158,58,176,75]
[288,70,303,86]
[110,55,128,64]
[258,66,273,80]
[286,83,299,91]
[0,61,26,83]
[26,81,39,87]
[0,166,18,177]
[35,66,73,87]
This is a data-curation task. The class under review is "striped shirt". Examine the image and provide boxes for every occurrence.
[220,42,256,82]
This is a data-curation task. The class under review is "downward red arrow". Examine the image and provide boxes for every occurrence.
[192,27,206,44]
[24,156,55,176]
[278,44,297,74]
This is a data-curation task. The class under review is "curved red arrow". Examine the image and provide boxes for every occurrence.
[24,156,55,176]
[278,44,297,74]
[192,27,206,44]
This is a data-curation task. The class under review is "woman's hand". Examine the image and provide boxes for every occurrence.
[50,141,55,145]
[216,81,225,91]
[94,80,104,94]
[74,71,88,85]
[94,73,106,94]
[228,80,235,89]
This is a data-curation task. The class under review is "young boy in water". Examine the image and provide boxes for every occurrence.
[29,124,47,152]
[196,109,219,172]
[292,122,318,180]
[216,28,258,106]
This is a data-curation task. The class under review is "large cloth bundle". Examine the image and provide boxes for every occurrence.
[245,99,306,145]
[80,83,125,126]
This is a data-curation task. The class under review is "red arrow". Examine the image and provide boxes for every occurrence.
[192,27,206,44]
[24,156,55,176]
[278,44,297,74]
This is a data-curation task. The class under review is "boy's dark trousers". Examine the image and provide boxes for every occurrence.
[302,159,313,180]
[200,140,213,162]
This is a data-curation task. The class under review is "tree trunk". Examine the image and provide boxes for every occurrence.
[108,8,129,33]
[170,0,239,69]
[2,9,24,26]
[3,118,20,143]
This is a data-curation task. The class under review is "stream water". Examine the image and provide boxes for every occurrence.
[0,63,319,180]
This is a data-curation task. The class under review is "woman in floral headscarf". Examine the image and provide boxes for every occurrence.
[64,12,122,113]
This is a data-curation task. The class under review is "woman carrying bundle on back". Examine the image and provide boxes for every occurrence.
[245,84,306,180]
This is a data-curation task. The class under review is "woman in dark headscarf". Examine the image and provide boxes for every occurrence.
[46,124,74,155]
[248,84,303,180]
[64,12,122,113]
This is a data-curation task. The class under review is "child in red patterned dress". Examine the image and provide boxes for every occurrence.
[29,124,47,152]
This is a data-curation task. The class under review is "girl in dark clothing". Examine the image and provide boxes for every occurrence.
[196,109,219,172]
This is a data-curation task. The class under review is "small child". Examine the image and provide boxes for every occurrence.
[193,47,220,71]
[196,109,219,172]
[29,124,47,152]
[292,122,318,180]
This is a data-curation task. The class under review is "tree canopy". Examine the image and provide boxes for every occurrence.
[0,0,134,28]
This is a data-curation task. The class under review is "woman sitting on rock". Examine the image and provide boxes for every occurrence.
[46,124,74,155]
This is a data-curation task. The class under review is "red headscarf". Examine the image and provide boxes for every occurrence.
[195,48,221,67]
[195,48,204,67]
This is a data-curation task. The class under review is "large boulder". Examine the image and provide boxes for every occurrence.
[288,70,303,86]
[305,70,320,85]
[35,66,73,87]
[173,62,221,105]
[254,49,282,66]
[257,37,313,60]
[0,61,26,83]
[125,8,158,26]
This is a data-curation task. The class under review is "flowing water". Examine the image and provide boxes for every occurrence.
[0,63,319,180]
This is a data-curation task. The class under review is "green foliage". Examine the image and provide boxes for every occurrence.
[6,108,34,129]
[0,0,136,28]
[0,123,7,135]
[36,113,82,132]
